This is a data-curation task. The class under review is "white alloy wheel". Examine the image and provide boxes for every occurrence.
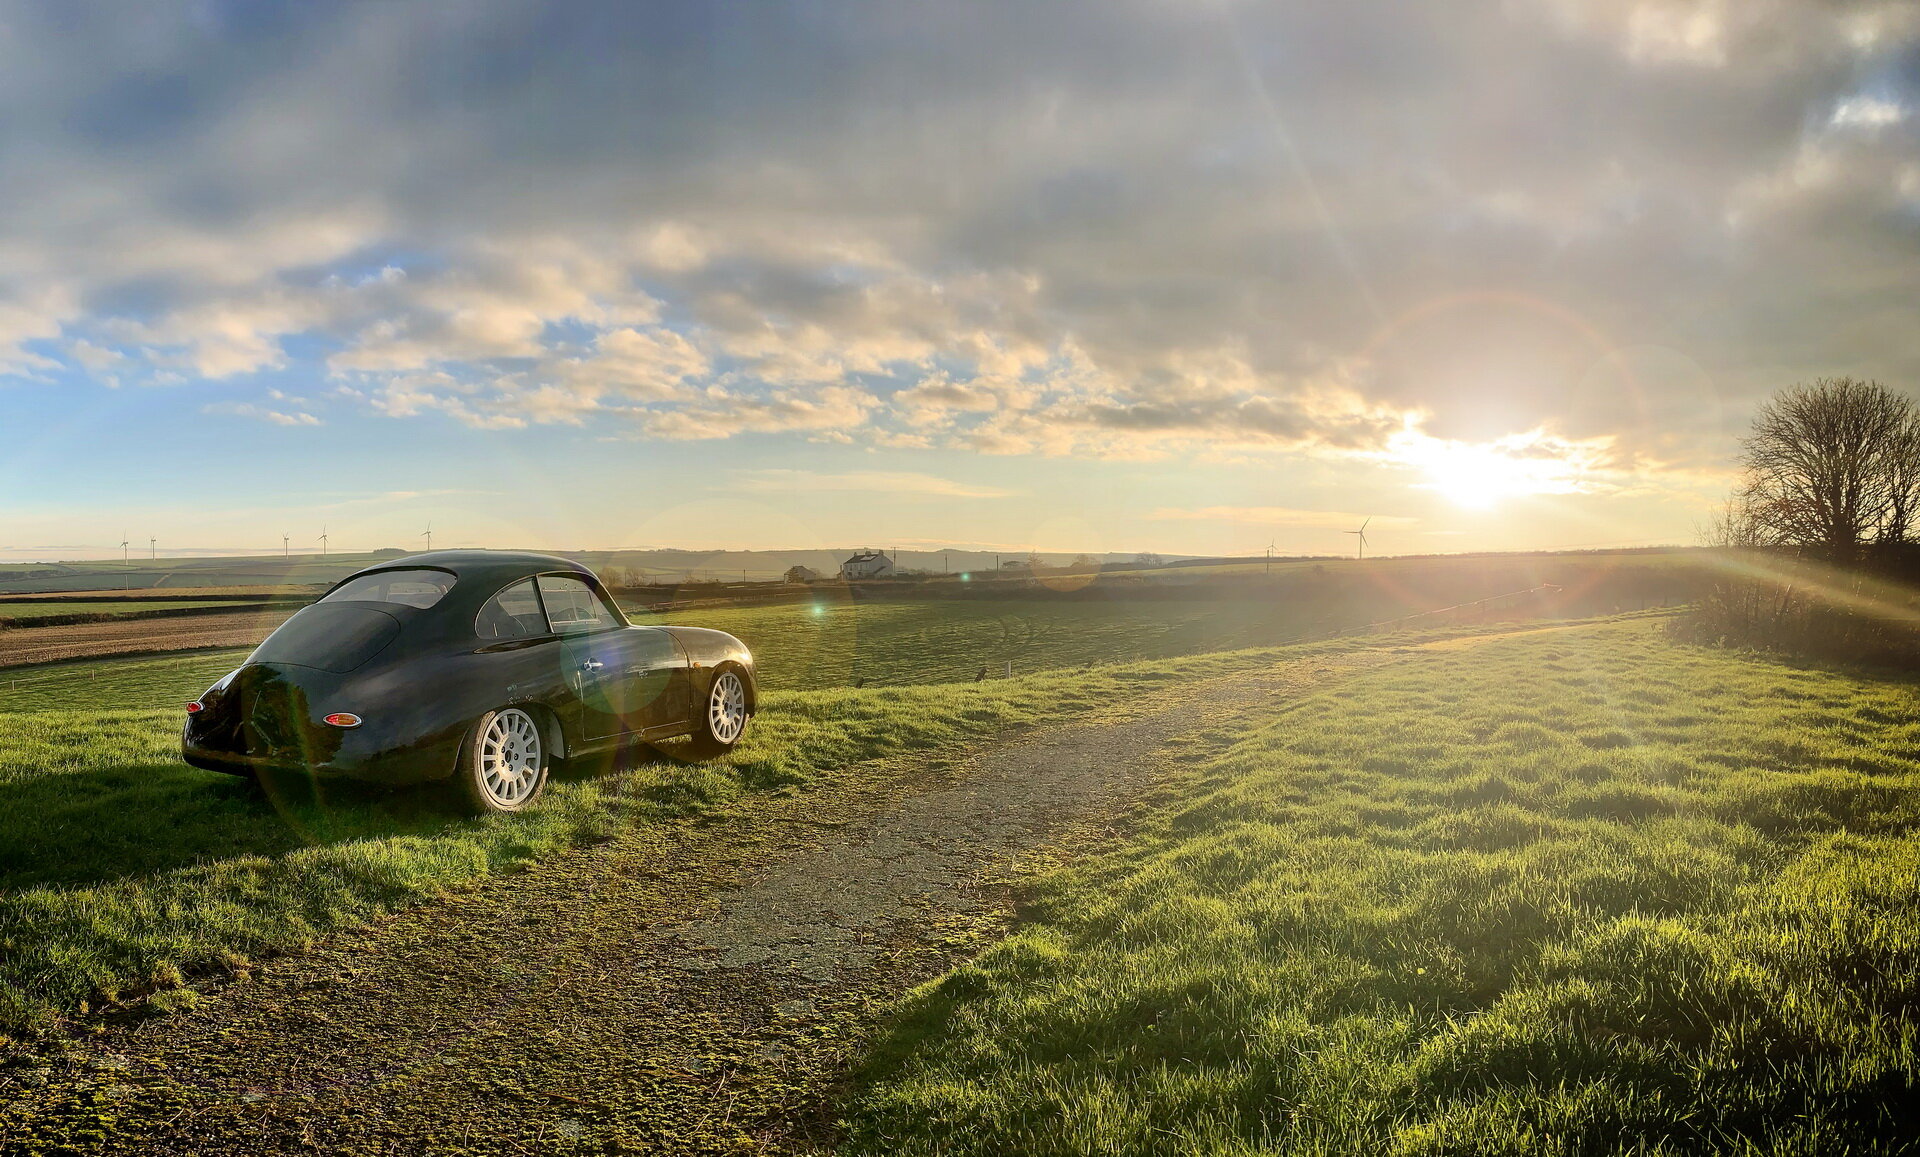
[479,707,544,808]
[707,670,748,745]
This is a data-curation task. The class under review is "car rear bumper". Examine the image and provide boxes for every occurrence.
[182,729,460,785]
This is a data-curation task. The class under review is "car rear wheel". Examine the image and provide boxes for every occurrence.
[458,706,549,813]
[687,668,749,758]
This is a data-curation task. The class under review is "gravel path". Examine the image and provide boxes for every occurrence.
[657,656,1369,985]
[3,650,1386,1154]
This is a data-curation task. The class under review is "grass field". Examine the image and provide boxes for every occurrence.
[0,631,1337,1038]
[649,597,1356,690]
[845,620,1920,1155]
[0,595,1367,711]
[7,597,1915,1150]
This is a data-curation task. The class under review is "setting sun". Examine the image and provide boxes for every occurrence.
[1391,429,1604,509]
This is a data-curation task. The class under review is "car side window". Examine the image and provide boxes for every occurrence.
[474,578,548,640]
[536,575,619,634]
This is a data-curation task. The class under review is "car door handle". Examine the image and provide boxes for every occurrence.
[581,659,604,671]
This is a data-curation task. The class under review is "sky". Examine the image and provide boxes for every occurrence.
[0,0,1916,561]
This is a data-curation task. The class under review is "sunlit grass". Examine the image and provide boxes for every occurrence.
[846,621,1920,1156]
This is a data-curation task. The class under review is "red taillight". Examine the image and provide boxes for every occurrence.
[186,701,204,715]
[322,713,362,728]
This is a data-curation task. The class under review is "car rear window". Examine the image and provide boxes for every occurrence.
[251,604,402,673]
[322,568,455,609]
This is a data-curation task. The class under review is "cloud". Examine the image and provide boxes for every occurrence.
[201,401,321,427]
[0,0,1912,482]
[727,469,1016,499]
[642,385,878,441]
[1830,94,1908,131]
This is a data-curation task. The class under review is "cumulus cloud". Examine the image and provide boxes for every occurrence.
[0,0,1912,479]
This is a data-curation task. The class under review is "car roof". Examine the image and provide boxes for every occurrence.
[346,550,597,588]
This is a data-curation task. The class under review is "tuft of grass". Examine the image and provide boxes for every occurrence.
[844,622,1920,1156]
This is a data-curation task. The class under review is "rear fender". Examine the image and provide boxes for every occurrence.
[662,626,757,713]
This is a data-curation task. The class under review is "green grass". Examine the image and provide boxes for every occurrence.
[0,651,252,712]
[0,637,1324,1039]
[845,621,1920,1156]
[643,598,1345,690]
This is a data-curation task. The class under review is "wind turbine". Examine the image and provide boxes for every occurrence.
[120,533,129,569]
[282,533,290,558]
[1265,537,1277,576]
[319,526,329,557]
[149,536,156,561]
[422,522,433,553]
[1345,517,1371,561]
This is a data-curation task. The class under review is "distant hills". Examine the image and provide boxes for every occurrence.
[0,547,1198,593]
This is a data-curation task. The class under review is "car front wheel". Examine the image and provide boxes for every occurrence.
[687,668,749,758]
[458,706,550,813]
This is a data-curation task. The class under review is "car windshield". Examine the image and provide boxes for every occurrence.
[321,568,455,610]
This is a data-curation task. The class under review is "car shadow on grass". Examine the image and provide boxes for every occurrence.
[0,761,464,893]
[1,735,730,895]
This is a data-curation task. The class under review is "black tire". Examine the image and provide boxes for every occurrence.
[686,666,751,758]
[456,706,550,813]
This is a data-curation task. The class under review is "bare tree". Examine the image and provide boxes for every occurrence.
[1881,409,1920,545]
[1738,378,1918,557]
[1704,495,1772,549]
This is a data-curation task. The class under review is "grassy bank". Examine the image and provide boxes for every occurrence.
[0,641,1324,1040]
[847,621,1920,1155]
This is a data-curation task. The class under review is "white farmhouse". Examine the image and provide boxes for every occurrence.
[840,549,895,579]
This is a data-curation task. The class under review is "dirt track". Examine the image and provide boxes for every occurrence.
[0,611,290,668]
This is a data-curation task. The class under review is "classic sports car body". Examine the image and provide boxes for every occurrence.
[182,551,755,807]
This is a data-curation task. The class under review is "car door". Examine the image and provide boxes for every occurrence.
[537,574,686,740]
